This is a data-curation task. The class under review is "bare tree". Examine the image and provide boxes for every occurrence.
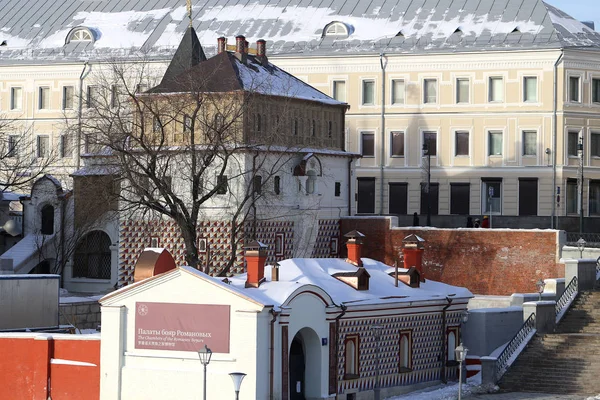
[0,114,57,193]
[67,56,327,275]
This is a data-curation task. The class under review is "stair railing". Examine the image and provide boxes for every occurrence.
[555,276,578,324]
[495,312,536,381]
[596,256,600,280]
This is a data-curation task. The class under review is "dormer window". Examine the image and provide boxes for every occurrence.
[323,22,352,38]
[65,27,95,45]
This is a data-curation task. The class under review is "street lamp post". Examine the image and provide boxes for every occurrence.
[198,345,213,400]
[422,141,431,226]
[455,343,468,400]
[577,237,587,259]
[536,279,546,301]
[578,136,584,235]
[371,325,383,400]
[229,372,246,400]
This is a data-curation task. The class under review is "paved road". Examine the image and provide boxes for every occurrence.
[470,393,593,400]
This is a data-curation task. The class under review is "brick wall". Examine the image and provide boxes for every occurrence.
[0,334,100,400]
[59,301,101,330]
[341,217,564,295]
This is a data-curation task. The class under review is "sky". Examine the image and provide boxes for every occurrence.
[546,0,600,31]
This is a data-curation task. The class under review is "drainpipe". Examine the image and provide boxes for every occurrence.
[441,297,453,384]
[60,194,66,288]
[334,303,347,400]
[348,158,353,216]
[379,53,387,215]
[552,51,564,229]
[269,308,280,400]
[77,61,91,170]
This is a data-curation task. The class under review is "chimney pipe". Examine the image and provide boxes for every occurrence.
[244,40,249,54]
[402,234,426,282]
[271,263,280,282]
[245,240,267,288]
[256,39,268,66]
[344,230,365,267]
[235,35,247,63]
[217,37,227,54]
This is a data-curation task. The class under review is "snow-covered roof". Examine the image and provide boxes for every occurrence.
[182,257,472,308]
[1,0,599,63]
[0,191,23,202]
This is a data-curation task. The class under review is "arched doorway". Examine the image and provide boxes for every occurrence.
[73,230,111,279]
[289,327,322,400]
[289,338,305,400]
[41,204,54,235]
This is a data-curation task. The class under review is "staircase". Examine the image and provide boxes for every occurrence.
[499,289,600,395]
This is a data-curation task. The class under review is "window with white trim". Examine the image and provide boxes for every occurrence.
[522,131,537,156]
[38,87,50,110]
[333,80,346,102]
[456,78,469,103]
[489,77,504,102]
[488,131,503,156]
[391,79,405,105]
[362,80,375,105]
[569,76,580,102]
[424,79,437,104]
[10,87,22,110]
[398,330,412,371]
[523,77,537,102]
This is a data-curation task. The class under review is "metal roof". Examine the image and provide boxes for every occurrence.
[1,0,599,63]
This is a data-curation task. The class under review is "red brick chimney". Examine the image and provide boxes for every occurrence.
[235,35,247,63]
[344,230,365,267]
[245,240,267,288]
[256,39,268,66]
[402,234,426,282]
[217,37,227,54]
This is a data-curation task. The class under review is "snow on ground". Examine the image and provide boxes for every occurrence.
[59,288,103,304]
[385,380,498,400]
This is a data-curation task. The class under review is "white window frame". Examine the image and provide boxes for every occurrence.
[361,79,376,106]
[423,78,438,104]
[487,130,504,157]
[360,130,375,157]
[454,130,470,157]
[10,87,22,111]
[522,130,538,157]
[456,78,470,104]
[390,130,405,158]
[568,74,582,103]
[391,78,406,105]
[591,76,600,104]
[62,85,75,110]
[38,86,51,110]
[523,76,538,103]
[488,76,505,103]
[420,129,439,167]
[332,79,347,103]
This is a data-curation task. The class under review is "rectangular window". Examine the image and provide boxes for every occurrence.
[335,182,341,197]
[198,238,207,253]
[361,132,374,157]
[568,131,580,156]
[523,77,538,102]
[523,131,537,156]
[593,79,600,104]
[592,132,600,157]
[362,80,375,105]
[62,86,74,110]
[153,116,161,133]
[569,76,580,102]
[489,77,504,102]
[519,178,538,216]
[420,182,439,216]
[183,115,192,132]
[488,131,503,156]
[450,183,470,215]
[455,131,469,156]
[390,131,404,157]
[330,237,339,255]
[60,134,72,158]
[389,183,408,215]
[424,79,437,103]
[38,87,50,110]
[567,178,578,214]
[37,136,49,158]
[590,180,600,216]
[7,135,17,158]
[482,179,502,214]
[10,87,22,110]
[86,86,97,108]
[391,79,405,104]
[333,81,346,102]
[216,175,228,195]
[110,85,119,109]
[456,78,469,103]
[274,176,281,195]
[423,131,437,156]
[253,175,262,194]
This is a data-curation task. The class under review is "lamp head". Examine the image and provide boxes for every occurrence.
[577,237,586,252]
[229,372,246,391]
[198,344,212,365]
[536,279,546,294]
[454,342,468,362]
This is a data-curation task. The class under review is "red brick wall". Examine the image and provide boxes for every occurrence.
[0,334,100,400]
[341,217,563,295]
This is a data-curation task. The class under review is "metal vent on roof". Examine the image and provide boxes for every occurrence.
[396,30,405,37]
[0,41,7,47]
[511,27,521,34]
[453,27,463,34]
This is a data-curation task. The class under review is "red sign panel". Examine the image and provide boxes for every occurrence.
[134,302,230,353]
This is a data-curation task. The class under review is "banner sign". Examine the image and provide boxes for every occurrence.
[134,302,230,353]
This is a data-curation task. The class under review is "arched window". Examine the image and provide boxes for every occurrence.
[398,331,412,371]
[345,340,355,374]
[294,119,299,136]
[73,231,111,279]
[447,331,457,361]
[65,27,95,44]
[400,335,409,368]
[40,204,54,235]
[323,22,352,37]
